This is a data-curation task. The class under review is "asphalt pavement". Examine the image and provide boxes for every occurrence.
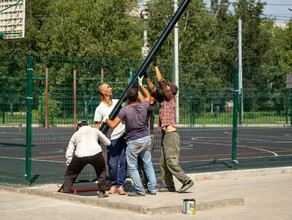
[0,166,292,220]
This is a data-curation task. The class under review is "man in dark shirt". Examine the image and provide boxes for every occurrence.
[105,84,157,196]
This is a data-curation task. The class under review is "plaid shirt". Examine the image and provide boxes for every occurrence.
[150,80,176,130]
[159,98,176,130]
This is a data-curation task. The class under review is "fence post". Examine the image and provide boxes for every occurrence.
[189,91,193,126]
[285,92,288,124]
[73,70,77,128]
[25,56,33,184]
[100,68,104,83]
[232,68,239,168]
[290,89,292,126]
[45,68,49,128]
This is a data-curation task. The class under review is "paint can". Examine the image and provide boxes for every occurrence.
[182,199,196,215]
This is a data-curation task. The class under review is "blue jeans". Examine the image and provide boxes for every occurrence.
[126,136,157,194]
[107,136,127,187]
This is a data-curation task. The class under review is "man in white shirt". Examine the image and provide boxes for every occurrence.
[94,83,127,195]
[63,120,111,198]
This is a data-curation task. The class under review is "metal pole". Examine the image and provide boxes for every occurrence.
[232,68,239,168]
[141,1,149,59]
[73,70,77,128]
[129,68,133,83]
[189,92,193,126]
[25,55,33,184]
[100,68,104,83]
[290,89,292,126]
[238,17,243,125]
[100,0,192,134]
[285,93,288,125]
[45,68,49,129]
[173,0,180,124]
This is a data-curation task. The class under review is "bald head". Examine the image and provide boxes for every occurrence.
[98,83,112,97]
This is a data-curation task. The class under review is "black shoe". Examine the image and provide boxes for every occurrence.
[177,180,194,193]
[127,191,145,197]
[158,187,176,192]
[98,191,109,198]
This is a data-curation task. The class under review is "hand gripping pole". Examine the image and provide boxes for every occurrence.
[100,0,192,134]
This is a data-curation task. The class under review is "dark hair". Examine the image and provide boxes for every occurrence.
[77,120,88,130]
[126,88,138,103]
[168,82,178,95]
[132,81,139,89]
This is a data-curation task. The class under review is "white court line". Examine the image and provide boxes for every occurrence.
[238,145,278,156]
[34,155,64,159]
[273,141,292,143]
[0,156,64,163]
[187,134,279,156]
[38,149,64,154]
[0,156,25,160]
[224,131,292,141]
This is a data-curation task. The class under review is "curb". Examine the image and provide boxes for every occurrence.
[143,198,244,215]
[190,166,292,181]
[1,167,291,215]
[0,185,244,215]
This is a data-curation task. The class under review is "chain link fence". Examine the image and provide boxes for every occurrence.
[0,56,292,186]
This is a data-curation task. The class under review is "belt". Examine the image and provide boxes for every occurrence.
[162,130,177,134]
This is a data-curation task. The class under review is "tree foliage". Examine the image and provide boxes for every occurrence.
[0,0,292,92]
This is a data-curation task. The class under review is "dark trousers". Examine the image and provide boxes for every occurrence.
[107,137,127,187]
[63,152,106,193]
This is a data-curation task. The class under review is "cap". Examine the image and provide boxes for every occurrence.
[168,82,178,95]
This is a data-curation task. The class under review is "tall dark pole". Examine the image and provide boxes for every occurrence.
[100,0,192,133]
[25,56,33,184]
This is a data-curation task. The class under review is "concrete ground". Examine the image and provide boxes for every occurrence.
[0,167,292,220]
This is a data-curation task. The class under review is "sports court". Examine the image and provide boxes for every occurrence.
[1,125,291,185]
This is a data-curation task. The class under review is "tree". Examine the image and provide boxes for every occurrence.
[35,0,142,58]
[1,0,292,94]
[147,0,233,90]
[282,21,292,68]
[17,0,144,90]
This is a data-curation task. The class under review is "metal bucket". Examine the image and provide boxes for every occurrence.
[182,199,196,215]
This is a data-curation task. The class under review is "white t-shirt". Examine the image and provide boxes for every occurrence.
[94,99,125,140]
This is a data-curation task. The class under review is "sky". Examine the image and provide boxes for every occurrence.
[139,1,292,24]
[204,0,292,24]
[262,0,292,23]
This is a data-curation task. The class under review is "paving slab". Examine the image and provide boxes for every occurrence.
[1,166,292,217]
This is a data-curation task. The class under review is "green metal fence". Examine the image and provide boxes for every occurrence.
[1,56,292,186]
